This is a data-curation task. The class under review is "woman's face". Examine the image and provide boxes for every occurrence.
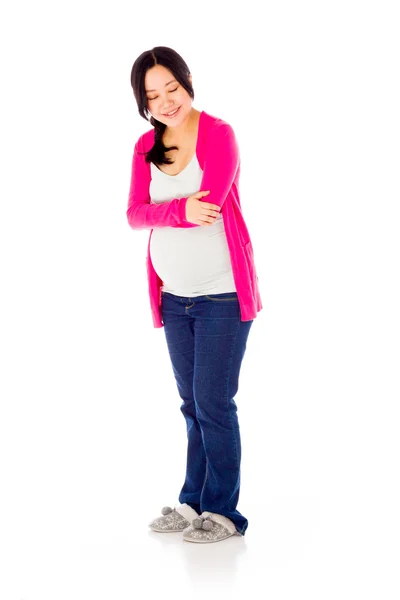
[144,64,192,127]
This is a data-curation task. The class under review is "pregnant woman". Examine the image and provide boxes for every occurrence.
[126,46,262,543]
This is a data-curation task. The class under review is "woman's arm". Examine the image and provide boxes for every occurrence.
[199,123,240,211]
[126,122,239,230]
[126,140,197,230]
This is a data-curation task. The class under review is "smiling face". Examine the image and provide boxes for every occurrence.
[144,64,193,128]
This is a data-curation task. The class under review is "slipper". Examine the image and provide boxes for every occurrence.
[182,511,240,543]
[148,503,200,532]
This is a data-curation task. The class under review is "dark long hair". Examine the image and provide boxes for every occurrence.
[130,46,194,166]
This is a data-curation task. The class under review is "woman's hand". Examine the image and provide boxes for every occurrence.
[185,191,220,226]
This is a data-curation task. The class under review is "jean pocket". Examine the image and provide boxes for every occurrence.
[204,293,238,301]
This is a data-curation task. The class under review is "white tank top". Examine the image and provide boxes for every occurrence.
[149,154,236,296]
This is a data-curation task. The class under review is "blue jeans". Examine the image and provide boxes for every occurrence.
[161,290,253,536]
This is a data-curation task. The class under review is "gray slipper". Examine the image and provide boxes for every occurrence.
[148,503,200,532]
[182,511,240,543]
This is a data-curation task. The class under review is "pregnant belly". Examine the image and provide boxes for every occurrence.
[149,225,232,289]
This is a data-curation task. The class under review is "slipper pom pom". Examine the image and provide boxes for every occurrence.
[193,517,203,529]
[161,506,173,515]
[202,519,213,531]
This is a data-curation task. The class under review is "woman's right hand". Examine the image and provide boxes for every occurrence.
[185,191,221,226]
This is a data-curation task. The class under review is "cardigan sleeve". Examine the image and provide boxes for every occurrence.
[126,122,239,230]
[198,123,240,211]
[126,139,197,230]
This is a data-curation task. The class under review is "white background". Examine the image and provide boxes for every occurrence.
[0,0,399,598]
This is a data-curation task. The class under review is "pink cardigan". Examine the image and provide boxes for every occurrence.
[126,109,263,328]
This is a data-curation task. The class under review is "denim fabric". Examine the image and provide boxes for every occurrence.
[161,290,253,536]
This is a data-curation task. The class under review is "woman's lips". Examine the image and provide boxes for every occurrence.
[163,106,180,118]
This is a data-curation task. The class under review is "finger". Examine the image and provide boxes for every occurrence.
[199,215,215,224]
[201,210,218,219]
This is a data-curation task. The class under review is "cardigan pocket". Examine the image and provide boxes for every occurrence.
[244,240,259,286]
[244,241,254,262]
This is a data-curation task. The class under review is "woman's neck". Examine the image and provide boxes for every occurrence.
[164,108,200,144]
